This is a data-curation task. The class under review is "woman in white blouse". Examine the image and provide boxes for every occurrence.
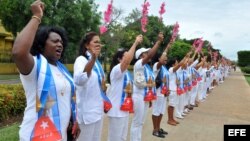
[74,32,107,141]
[107,35,142,141]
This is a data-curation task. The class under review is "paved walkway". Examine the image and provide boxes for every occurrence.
[101,68,250,141]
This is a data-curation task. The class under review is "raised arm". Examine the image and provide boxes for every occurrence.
[173,51,191,72]
[156,38,173,69]
[120,35,143,72]
[12,0,44,75]
[83,43,102,77]
[142,32,164,65]
[195,56,206,69]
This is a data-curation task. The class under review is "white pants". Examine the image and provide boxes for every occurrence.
[201,82,207,99]
[175,93,185,117]
[130,94,149,141]
[78,118,103,141]
[190,85,198,105]
[168,91,177,107]
[184,90,191,106]
[108,116,129,141]
[197,82,204,101]
[152,96,167,116]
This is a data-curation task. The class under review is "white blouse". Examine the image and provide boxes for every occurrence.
[73,55,103,125]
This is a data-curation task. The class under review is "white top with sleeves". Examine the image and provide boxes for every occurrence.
[73,55,103,125]
[19,56,71,141]
[133,59,146,96]
[169,67,181,91]
[107,64,130,117]
[200,67,207,82]
[187,59,199,82]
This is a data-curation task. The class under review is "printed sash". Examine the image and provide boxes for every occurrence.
[159,66,169,95]
[120,71,133,112]
[31,54,76,141]
[121,71,133,105]
[144,64,156,100]
[93,59,112,112]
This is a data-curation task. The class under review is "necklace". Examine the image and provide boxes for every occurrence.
[56,72,67,96]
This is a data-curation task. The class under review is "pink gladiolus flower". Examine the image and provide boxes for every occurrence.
[193,38,203,53]
[159,2,166,21]
[104,0,113,24]
[141,1,150,32]
[100,25,108,35]
[171,22,180,41]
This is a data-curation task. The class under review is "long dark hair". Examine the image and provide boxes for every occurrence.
[107,48,127,83]
[31,26,68,59]
[78,32,99,58]
[166,57,178,69]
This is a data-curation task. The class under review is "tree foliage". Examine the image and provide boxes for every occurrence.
[168,40,192,61]
[0,0,101,63]
[237,50,250,67]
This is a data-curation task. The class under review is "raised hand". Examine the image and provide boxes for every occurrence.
[157,32,164,42]
[31,0,44,18]
[89,44,103,59]
[135,34,143,45]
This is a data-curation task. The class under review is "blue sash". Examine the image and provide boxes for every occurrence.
[93,59,112,104]
[31,54,76,140]
[177,71,183,89]
[121,71,133,105]
[160,66,169,89]
[144,64,156,97]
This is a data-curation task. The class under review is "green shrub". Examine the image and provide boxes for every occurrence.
[0,84,26,122]
[237,51,250,67]
[241,67,250,74]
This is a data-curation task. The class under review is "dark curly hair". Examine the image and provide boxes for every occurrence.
[30,26,68,59]
[107,48,127,83]
[78,32,99,58]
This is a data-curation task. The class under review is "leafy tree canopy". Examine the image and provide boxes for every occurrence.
[0,0,101,63]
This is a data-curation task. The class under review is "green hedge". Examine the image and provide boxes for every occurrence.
[0,63,19,74]
[0,84,25,122]
[241,67,250,74]
[237,51,250,67]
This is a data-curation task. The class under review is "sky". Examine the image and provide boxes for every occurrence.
[95,0,250,61]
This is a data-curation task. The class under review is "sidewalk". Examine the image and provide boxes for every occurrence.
[101,69,250,141]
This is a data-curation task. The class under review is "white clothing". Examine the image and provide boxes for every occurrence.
[152,94,167,116]
[19,56,71,141]
[108,116,129,141]
[133,59,154,96]
[169,67,178,91]
[106,64,130,141]
[168,91,177,107]
[78,118,103,141]
[130,59,151,141]
[107,64,129,117]
[130,94,149,141]
[190,84,198,105]
[74,55,104,125]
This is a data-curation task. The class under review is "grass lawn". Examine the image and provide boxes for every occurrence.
[0,74,19,80]
[245,75,250,85]
[0,123,19,141]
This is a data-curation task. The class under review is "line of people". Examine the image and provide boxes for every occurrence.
[12,1,232,141]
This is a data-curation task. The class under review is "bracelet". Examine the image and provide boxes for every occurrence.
[163,52,167,55]
[32,15,41,24]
